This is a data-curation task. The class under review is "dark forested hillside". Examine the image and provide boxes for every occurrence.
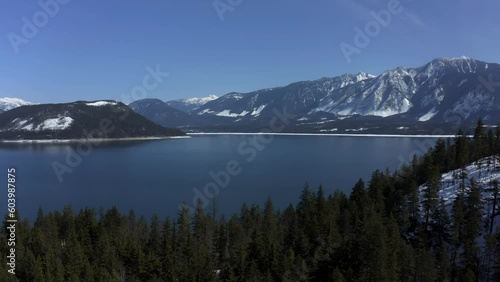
[2,120,500,281]
[0,101,185,140]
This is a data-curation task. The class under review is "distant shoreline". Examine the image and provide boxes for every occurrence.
[187,132,460,138]
[0,136,190,143]
[0,133,464,143]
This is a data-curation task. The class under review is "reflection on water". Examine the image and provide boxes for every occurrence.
[0,139,163,152]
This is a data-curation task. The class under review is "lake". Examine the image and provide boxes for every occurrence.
[0,135,438,220]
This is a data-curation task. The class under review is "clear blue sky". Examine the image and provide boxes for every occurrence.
[1,0,499,104]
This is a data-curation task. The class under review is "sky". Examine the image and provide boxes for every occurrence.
[1,0,499,104]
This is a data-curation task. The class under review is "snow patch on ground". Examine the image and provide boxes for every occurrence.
[419,156,500,232]
[22,123,34,131]
[180,95,218,106]
[251,105,267,116]
[345,128,368,132]
[368,108,404,117]
[86,101,118,106]
[10,119,29,129]
[35,117,74,131]
[418,107,439,122]
[458,79,468,87]
[216,110,239,117]
[216,110,249,118]
[11,116,74,131]
[197,109,215,115]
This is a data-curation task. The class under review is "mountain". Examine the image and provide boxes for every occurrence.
[129,98,193,127]
[129,98,240,129]
[0,97,33,112]
[196,73,375,120]
[129,57,500,134]
[312,57,500,123]
[0,100,185,140]
[166,95,218,113]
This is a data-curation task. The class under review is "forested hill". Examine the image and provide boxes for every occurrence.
[2,120,500,281]
[0,101,185,140]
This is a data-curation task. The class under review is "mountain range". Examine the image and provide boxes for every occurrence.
[128,57,500,134]
[3,57,499,135]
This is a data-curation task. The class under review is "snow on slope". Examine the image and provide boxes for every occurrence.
[0,97,33,112]
[86,101,118,106]
[419,156,500,232]
[167,95,219,113]
[216,110,249,117]
[35,117,74,130]
[7,116,74,131]
[179,95,218,106]
[251,105,266,116]
[311,57,493,119]
[418,107,439,122]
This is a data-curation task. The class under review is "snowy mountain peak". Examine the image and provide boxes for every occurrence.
[425,56,486,74]
[0,97,33,112]
[354,72,376,81]
[439,55,475,62]
[179,95,219,105]
[166,95,220,113]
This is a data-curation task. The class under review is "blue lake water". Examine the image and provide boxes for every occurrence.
[0,135,437,220]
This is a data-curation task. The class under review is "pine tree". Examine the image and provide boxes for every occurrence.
[384,215,402,281]
[227,215,248,280]
[175,207,195,281]
[473,118,486,160]
[331,267,346,282]
[422,165,440,234]
[462,178,483,277]
[451,186,466,280]
[431,199,452,248]
[160,217,175,281]
[487,180,500,234]
[356,205,388,281]
[192,200,216,281]
[261,197,281,280]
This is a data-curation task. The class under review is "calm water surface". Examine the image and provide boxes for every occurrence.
[0,135,437,220]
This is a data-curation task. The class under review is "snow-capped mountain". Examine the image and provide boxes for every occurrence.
[312,57,499,122]
[127,57,500,133]
[194,57,499,123]
[0,97,33,112]
[195,73,375,119]
[0,101,184,140]
[166,95,218,113]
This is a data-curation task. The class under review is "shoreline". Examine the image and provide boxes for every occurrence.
[0,133,465,143]
[0,136,190,143]
[187,132,460,138]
